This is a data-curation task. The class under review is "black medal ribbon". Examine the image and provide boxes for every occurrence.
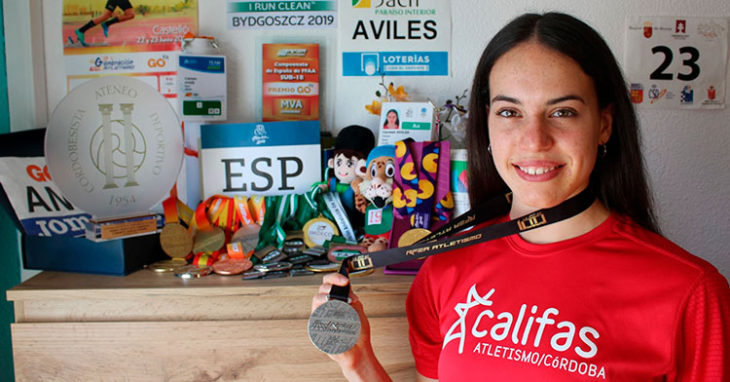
[309,187,595,354]
[327,261,351,302]
[342,187,594,274]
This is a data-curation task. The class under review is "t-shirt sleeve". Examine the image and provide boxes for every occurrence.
[406,258,442,379]
[675,270,730,381]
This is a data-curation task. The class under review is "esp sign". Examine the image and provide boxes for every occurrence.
[199,121,322,198]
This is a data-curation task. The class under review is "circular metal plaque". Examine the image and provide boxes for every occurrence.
[308,299,361,354]
[45,76,183,218]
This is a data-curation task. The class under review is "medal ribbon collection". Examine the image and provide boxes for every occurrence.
[153,192,267,277]
[154,137,459,280]
[156,181,360,279]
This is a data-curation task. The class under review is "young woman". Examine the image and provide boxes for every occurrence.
[383,109,400,130]
[312,12,729,381]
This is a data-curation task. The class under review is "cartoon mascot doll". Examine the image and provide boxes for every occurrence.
[321,125,375,229]
[352,144,396,252]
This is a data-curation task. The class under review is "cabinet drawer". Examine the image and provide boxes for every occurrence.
[12,317,415,381]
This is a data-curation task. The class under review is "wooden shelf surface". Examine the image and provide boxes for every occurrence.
[8,268,418,381]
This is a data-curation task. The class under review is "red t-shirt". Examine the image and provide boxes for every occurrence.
[406,214,730,381]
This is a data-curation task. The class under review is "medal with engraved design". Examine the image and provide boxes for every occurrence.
[303,216,339,248]
[44,76,183,221]
[308,299,361,355]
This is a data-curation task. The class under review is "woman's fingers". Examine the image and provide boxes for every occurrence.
[322,272,350,286]
[312,273,361,312]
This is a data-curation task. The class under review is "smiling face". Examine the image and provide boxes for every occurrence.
[487,41,613,214]
[333,153,358,183]
[386,111,398,127]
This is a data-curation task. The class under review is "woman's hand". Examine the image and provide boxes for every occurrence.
[311,272,392,382]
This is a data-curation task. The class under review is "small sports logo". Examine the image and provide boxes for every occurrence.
[252,124,270,145]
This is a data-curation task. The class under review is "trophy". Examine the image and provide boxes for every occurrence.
[45,76,183,242]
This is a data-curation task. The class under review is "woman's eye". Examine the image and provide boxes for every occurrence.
[551,109,576,117]
[497,109,519,118]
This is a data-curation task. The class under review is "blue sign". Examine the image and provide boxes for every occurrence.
[342,51,448,76]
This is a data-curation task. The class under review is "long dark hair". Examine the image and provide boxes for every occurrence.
[466,12,659,233]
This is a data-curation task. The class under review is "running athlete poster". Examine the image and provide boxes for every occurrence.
[62,0,199,99]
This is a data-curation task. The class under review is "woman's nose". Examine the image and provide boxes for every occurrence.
[520,117,553,151]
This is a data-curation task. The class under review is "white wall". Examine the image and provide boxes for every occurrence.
[9,0,730,280]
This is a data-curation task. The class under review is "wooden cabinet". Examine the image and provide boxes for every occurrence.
[7,269,416,381]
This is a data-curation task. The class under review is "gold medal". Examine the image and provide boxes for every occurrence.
[147,258,187,273]
[397,228,432,247]
[159,222,193,258]
[305,261,341,273]
[303,217,339,248]
[350,268,374,277]
[192,227,225,254]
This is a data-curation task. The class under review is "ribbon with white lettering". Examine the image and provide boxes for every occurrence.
[312,187,595,355]
[322,191,357,243]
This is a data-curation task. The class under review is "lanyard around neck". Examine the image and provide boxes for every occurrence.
[328,187,595,302]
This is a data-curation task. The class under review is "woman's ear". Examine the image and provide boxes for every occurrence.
[599,104,614,144]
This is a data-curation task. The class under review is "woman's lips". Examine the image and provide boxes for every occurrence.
[513,163,564,181]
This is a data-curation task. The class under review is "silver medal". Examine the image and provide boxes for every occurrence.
[307,299,361,354]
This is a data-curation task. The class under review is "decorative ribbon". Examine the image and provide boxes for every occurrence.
[412,141,439,229]
[247,195,266,225]
[190,195,234,259]
[322,191,356,242]
[181,121,199,158]
[393,139,418,217]
[162,184,181,225]
[256,189,333,251]
[392,139,439,230]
